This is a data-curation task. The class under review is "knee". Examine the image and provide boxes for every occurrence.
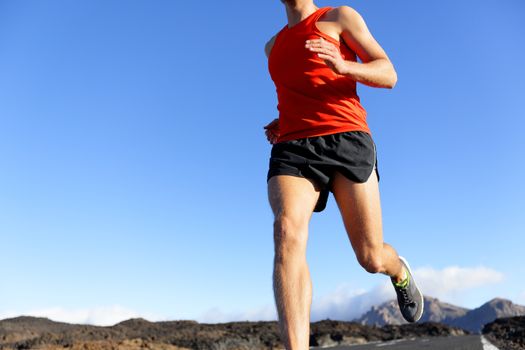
[273,216,307,259]
[356,252,384,274]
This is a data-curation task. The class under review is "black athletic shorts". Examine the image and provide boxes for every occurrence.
[267,130,380,213]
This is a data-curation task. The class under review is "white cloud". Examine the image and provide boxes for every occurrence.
[195,265,505,323]
[309,265,504,321]
[1,266,505,326]
[0,305,163,326]
[193,283,395,323]
[413,265,505,301]
[310,282,394,322]
[197,304,277,323]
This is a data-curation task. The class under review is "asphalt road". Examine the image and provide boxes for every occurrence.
[316,335,500,350]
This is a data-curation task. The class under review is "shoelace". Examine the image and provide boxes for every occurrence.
[399,286,413,305]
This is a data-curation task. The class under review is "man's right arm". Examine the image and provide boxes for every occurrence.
[264,34,277,58]
[264,33,280,144]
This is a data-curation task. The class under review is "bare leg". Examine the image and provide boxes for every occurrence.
[331,170,405,282]
[268,175,320,350]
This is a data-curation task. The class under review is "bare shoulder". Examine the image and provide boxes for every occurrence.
[264,33,278,58]
[315,6,366,41]
[335,5,361,17]
[334,5,390,63]
[333,5,367,32]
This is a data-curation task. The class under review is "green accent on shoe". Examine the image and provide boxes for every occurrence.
[393,269,410,288]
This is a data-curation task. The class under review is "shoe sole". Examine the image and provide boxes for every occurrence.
[399,256,424,322]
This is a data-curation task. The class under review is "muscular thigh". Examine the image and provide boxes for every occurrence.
[331,169,383,254]
[268,175,320,230]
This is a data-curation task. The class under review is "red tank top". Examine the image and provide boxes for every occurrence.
[268,6,371,142]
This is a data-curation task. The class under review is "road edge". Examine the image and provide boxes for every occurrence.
[481,335,500,350]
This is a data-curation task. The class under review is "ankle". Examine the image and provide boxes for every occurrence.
[392,267,407,284]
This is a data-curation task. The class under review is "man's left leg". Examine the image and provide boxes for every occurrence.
[331,169,423,322]
[331,169,403,279]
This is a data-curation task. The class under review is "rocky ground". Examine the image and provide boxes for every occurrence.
[0,316,469,350]
[482,316,525,350]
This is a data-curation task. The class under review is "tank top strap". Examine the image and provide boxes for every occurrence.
[305,6,333,29]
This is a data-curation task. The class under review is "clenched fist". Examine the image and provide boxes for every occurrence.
[263,118,280,144]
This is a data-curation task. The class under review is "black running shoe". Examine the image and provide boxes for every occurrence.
[391,256,424,323]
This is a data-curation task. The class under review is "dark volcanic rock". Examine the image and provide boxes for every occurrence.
[0,316,114,349]
[482,316,525,350]
[382,322,468,339]
[309,320,384,347]
[310,320,468,347]
[0,316,470,350]
[0,318,282,350]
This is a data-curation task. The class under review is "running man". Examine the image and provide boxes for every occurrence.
[264,1,423,349]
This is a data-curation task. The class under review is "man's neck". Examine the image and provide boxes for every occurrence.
[284,1,319,28]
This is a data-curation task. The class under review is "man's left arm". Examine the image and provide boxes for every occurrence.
[305,6,397,89]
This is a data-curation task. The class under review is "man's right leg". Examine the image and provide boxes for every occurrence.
[268,175,320,350]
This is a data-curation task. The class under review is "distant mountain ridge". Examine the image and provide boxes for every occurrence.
[451,298,525,332]
[356,296,525,333]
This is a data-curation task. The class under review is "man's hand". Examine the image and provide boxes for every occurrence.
[264,118,280,144]
[305,37,348,75]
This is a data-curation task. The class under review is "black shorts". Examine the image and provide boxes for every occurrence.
[267,130,380,213]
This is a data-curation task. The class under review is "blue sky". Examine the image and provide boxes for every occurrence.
[0,0,524,325]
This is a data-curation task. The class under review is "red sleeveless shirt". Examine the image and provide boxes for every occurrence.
[268,6,371,142]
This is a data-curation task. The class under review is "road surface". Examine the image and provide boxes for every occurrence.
[314,335,500,350]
